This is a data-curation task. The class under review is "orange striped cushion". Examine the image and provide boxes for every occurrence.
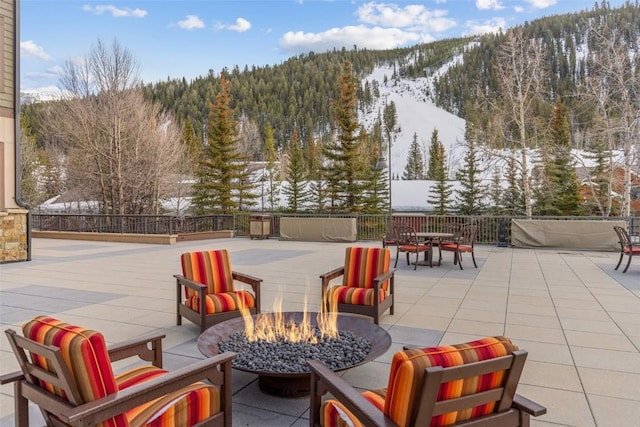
[321,389,386,427]
[22,316,124,427]
[181,250,235,298]
[116,366,219,427]
[328,286,387,306]
[185,290,256,313]
[385,336,518,427]
[342,247,390,292]
[320,338,517,427]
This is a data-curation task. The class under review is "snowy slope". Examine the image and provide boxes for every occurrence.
[359,63,468,210]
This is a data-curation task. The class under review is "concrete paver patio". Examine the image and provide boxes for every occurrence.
[1,237,639,426]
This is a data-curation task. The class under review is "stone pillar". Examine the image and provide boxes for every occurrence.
[0,208,28,262]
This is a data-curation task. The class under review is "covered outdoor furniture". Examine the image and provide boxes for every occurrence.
[320,247,395,325]
[440,224,478,270]
[308,336,546,427]
[175,249,262,333]
[395,225,432,269]
[1,315,235,427]
[613,225,640,273]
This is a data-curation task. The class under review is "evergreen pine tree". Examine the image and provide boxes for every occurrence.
[487,167,504,214]
[402,132,425,180]
[426,135,453,214]
[584,140,613,216]
[502,154,525,215]
[455,127,487,215]
[548,99,582,215]
[191,73,257,214]
[281,128,310,212]
[322,61,368,213]
[263,122,280,211]
[426,128,444,180]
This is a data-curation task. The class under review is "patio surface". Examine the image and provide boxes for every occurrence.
[1,237,639,427]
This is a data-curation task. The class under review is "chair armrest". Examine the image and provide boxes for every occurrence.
[513,393,547,417]
[308,360,396,427]
[58,351,237,426]
[108,333,165,368]
[232,271,263,291]
[373,268,395,286]
[173,274,207,292]
[320,267,345,284]
[0,370,24,385]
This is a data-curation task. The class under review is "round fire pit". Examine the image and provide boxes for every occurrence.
[197,312,391,397]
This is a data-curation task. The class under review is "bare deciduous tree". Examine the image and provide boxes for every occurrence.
[42,38,188,214]
[482,28,548,217]
[580,26,640,217]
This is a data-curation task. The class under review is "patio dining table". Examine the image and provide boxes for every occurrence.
[415,231,454,266]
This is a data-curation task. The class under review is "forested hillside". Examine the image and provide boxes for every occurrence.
[141,1,640,155]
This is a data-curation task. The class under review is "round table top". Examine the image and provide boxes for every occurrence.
[415,231,454,238]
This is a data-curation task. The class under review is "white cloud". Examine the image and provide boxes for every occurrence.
[216,17,252,32]
[524,0,557,9]
[82,4,147,18]
[475,0,505,10]
[356,2,456,33]
[20,40,51,61]
[24,65,64,81]
[228,18,252,32]
[280,25,422,54]
[177,15,205,30]
[465,17,507,35]
[514,6,524,12]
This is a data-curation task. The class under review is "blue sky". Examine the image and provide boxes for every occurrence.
[20,0,627,93]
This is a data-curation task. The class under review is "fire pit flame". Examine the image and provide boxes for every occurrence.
[240,295,338,344]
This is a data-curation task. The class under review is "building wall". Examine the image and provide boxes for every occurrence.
[0,0,28,262]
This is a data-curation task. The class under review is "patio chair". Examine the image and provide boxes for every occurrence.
[320,247,395,325]
[0,315,235,427]
[613,225,640,273]
[308,336,547,427]
[175,249,262,333]
[395,224,432,269]
[440,224,478,270]
[382,220,400,249]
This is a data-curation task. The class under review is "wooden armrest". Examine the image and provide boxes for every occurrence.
[108,333,165,368]
[373,268,395,285]
[232,271,263,287]
[0,370,24,385]
[174,274,207,292]
[320,267,345,283]
[59,351,237,425]
[513,394,547,417]
[308,360,396,427]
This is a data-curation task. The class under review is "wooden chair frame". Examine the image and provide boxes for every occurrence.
[308,349,546,427]
[1,330,236,427]
[320,260,395,325]
[613,225,640,273]
[175,270,262,333]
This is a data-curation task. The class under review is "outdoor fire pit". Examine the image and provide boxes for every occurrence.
[197,312,391,397]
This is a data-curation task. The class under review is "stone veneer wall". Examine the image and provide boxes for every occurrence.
[0,209,28,262]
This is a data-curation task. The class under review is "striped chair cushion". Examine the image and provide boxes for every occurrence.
[328,286,387,306]
[321,337,518,427]
[386,336,518,427]
[116,366,219,427]
[185,290,256,313]
[181,250,235,299]
[342,247,391,292]
[22,316,124,427]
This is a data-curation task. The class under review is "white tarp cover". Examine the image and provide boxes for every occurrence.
[511,219,626,250]
[279,217,357,242]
